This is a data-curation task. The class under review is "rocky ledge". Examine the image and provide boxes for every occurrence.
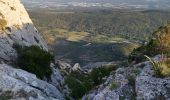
[83,55,170,100]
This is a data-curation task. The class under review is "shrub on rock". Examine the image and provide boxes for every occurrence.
[13,44,54,79]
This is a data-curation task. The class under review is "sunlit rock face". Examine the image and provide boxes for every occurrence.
[0,0,47,62]
[0,1,67,100]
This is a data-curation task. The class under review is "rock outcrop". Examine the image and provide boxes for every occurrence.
[0,0,47,62]
[56,60,82,73]
[136,62,170,100]
[0,64,64,100]
[0,0,66,100]
[49,63,71,99]
[83,55,170,100]
[82,67,136,100]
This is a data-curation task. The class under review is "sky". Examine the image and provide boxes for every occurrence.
[21,0,165,3]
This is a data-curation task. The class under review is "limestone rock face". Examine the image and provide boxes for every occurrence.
[49,63,71,99]
[136,64,170,100]
[83,55,170,100]
[0,0,47,62]
[0,64,64,100]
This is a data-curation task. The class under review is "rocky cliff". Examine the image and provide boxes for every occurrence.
[0,0,47,62]
[0,0,66,99]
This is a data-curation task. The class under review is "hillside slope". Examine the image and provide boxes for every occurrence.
[83,23,170,100]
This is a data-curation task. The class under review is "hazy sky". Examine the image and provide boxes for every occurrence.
[21,0,163,3]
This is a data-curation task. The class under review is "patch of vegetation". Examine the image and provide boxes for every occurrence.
[29,10,170,43]
[145,55,170,78]
[0,91,13,100]
[129,39,159,63]
[110,82,119,90]
[13,44,54,79]
[90,66,116,85]
[129,23,170,63]
[0,18,7,30]
[127,75,136,87]
[65,76,86,99]
[153,23,170,53]
[126,75,137,100]
[65,65,117,99]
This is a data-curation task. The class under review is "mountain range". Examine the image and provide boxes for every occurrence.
[21,0,170,10]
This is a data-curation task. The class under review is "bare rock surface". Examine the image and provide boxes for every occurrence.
[0,64,64,100]
[83,55,170,100]
[136,63,170,100]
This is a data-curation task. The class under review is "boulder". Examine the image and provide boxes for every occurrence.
[57,60,72,70]
[72,63,81,71]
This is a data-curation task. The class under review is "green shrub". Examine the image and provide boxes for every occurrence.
[13,44,54,79]
[129,23,170,63]
[127,75,136,86]
[89,66,114,85]
[110,82,119,90]
[65,65,117,99]
[65,76,86,99]
[129,39,158,63]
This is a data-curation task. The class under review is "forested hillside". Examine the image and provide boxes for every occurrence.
[29,9,170,42]
[27,9,170,65]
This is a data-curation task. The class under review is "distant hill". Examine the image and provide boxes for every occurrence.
[29,9,170,43]
[21,0,170,10]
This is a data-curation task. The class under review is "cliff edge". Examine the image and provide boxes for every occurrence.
[0,0,47,62]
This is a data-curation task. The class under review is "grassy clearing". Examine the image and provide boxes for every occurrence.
[67,31,89,41]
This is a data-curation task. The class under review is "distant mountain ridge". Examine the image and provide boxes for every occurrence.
[21,0,170,10]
